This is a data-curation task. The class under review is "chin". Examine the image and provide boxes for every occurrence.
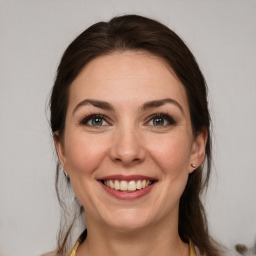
[101,209,152,232]
[107,221,149,233]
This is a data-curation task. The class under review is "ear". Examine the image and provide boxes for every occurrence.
[189,128,208,173]
[54,131,68,174]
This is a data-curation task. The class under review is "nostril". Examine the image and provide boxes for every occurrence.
[109,134,146,165]
[113,155,144,166]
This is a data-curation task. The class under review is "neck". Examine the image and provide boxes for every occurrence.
[76,216,189,256]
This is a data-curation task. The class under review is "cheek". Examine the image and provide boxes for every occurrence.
[148,134,192,175]
[65,133,108,175]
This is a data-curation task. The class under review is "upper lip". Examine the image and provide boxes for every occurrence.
[97,175,158,181]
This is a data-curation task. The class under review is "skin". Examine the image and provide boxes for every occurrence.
[55,51,207,256]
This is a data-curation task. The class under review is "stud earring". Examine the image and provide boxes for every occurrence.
[63,170,70,179]
[191,164,196,168]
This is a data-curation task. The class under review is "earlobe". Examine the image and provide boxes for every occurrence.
[189,128,208,173]
[54,131,67,171]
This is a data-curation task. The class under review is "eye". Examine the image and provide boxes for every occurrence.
[79,114,109,127]
[146,113,176,127]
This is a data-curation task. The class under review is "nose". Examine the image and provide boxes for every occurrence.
[109,125,146,166]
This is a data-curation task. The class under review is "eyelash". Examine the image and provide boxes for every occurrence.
[78,113,177,127]
[79,114,110,126]
[145,113,177,127]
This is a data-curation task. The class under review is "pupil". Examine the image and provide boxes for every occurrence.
[153,118,164,126]
[92,118,102,126]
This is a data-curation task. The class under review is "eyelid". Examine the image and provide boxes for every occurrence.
[144,113,177,126]
[78,112,176,127]
[79,113,111,126]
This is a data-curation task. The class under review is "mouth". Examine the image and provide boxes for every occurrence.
[98,175,158,200]
[102,179,155,192]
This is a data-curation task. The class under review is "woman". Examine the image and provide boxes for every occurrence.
[49,14,221,256]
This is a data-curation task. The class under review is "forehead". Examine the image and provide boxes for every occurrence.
[68,51,189,113]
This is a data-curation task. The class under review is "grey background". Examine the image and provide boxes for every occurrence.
[0,1,256,255]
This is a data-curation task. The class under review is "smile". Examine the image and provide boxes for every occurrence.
[98,175,157,200]
[103,180,153,192]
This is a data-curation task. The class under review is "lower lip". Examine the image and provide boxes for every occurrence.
[99,182,156,200]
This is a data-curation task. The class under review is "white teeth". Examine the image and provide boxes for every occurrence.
[109,180,115,189]
[114,180,120,190]
[128,180,136,191]
[120,180,128,190]
[104,179,153,191]
[136,180,142,189]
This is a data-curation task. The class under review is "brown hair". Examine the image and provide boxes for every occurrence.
[50,14,220,256]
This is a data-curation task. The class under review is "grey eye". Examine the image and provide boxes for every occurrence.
[152,118,165,126]
[146,113,177,127]
[91,117,104,126]
[80,114,109,126]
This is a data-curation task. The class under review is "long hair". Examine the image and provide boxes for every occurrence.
[49,14,220,256]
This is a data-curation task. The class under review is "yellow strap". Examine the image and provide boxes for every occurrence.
[69,239,80,256]
[190,240,197,256]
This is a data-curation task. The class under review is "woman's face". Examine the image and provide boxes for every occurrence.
[55,51,206,232]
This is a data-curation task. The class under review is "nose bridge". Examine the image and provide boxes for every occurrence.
[110,120,145,165]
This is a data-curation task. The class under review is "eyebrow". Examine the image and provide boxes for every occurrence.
[73,98,184,114]
[140,98,184,114]
[73,99,114,114]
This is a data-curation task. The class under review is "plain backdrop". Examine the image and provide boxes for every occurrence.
[0,1,256,255]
